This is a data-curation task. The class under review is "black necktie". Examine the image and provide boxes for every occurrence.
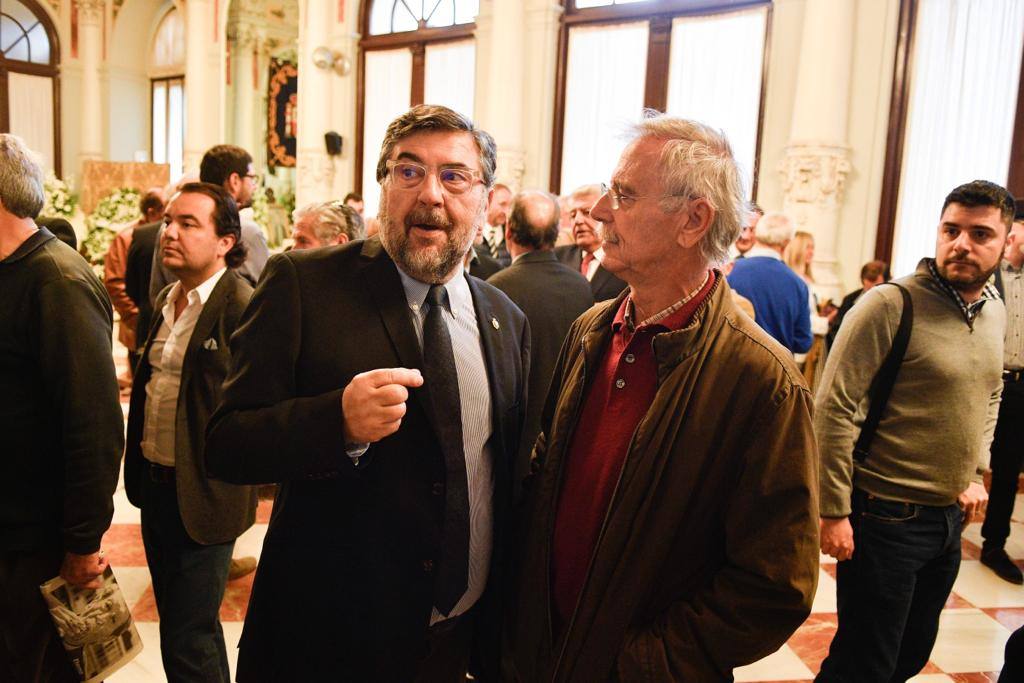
[423,284,470,616]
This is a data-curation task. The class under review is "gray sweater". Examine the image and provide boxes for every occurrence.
[816,259,1004,517]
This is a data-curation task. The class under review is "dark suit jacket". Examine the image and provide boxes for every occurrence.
[204,238,529,682]
[476,239,511,268]
[469,248,503,280]
[124,269,258,545]
[487,250,593,492]
[124,221,161,352]
[554,244,628,302]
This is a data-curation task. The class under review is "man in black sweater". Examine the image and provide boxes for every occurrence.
[0,134,123,682]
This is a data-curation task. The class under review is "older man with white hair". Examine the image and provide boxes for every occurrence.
[291,200,365,250]
[728,210,813,354]
[505,115,819,681]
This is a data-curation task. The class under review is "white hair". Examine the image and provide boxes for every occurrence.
[627,113,745,265]
[755,211,795,247]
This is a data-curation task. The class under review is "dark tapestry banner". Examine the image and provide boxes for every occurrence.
[268,59,298,168]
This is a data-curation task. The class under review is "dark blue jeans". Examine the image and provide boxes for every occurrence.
[816,489,962,683]
[141,472,235,683]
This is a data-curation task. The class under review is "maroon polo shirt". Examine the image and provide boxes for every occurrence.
[551,271,716,627]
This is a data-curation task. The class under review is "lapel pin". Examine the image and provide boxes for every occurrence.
[203,338,218,351]
[491,317,500,330]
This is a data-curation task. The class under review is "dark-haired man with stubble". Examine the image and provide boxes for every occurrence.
[205,104,528,682]
[125,182,258,683]
[816,180,1010,682]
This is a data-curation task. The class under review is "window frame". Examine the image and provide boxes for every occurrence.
[149,75,185,176]
[550,0,772,195]
[356,1,478,195]
[875,0,1024,263]
[0,0,62,176]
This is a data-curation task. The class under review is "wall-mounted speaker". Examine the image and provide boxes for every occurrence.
[325,131,343,156]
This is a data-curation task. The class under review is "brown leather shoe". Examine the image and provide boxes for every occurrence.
[228,556,257,581]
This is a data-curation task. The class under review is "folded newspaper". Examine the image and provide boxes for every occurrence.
[39,566,143,683]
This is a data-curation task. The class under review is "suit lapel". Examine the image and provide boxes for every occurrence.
[361,240,432,420]
[590,265,611,294]
[467,275,510,435]
[181,270,233,388]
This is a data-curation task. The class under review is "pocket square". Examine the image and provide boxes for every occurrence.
[202,338,219,351]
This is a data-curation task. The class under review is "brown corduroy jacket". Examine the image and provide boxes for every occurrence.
[503,274,820,682]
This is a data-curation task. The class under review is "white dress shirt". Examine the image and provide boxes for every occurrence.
[583,247,605,281]
[141,268,226,467]
[396,265,495,624]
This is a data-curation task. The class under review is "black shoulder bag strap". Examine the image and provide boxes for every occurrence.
[852,283,913,463]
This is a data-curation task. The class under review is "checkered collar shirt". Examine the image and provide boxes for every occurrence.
[925,258,1000,325]
[623,270,711,332]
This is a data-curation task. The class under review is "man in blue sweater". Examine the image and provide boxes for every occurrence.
[727,210,812,354]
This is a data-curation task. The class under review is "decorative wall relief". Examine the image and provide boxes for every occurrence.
[268,58,298,168]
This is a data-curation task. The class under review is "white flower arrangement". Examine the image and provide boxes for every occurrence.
[250,186,272,241]
[41,171,78,219]
[82,188,142,277]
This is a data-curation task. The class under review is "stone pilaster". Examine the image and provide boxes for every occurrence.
[779,0,856,301]
[76,0,105,169]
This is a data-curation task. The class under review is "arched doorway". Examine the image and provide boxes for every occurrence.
[0,0,61,174]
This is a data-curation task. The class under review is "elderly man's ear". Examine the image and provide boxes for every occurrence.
[676,198,714,250]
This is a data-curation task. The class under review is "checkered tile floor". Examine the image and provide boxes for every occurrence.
[106,334,1023,682]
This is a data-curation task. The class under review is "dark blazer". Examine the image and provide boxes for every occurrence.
[124,221,161,351]
[554,243,628,302]
[469,248,503,280]
[204,237,529,682]
[476,239,511,268]
[826,287,864,349]
[487,250,593,491]
[124,269,258,545]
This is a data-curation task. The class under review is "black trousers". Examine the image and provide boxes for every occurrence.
[0,546,79,683]
[982,377,1024,550]
[413,611,475,683]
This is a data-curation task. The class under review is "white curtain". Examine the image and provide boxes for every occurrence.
[560,21,648,195]
[666,7,767,198]
[424,40,475,120]
[892,0,1024,277]
[363,48,413,218]
[7,72,54,171]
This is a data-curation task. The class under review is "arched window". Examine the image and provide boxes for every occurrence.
[1,0,61,174]
[553,0,770,198]
[357,0,480,216]
[150,7,186,180]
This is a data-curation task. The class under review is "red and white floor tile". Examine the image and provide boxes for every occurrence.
[106,338,1024,682]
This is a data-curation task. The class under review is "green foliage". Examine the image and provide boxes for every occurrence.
[82,188,142,276]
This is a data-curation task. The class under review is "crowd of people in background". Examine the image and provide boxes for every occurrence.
[2,102,1024,683]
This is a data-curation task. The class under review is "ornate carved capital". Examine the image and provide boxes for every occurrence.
[76,0,106,24]
[229,25,260,50]
[496,147,527,193]
[296,150,336,194]
[778,144,852,207]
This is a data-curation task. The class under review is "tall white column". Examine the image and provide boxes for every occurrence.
[183,0,219,172]
[231,25,259,158]
[475,0,527,190]
[521,1,563,190]
[76,0,105,168]
[778,0,856,301]
[295,0,338,206]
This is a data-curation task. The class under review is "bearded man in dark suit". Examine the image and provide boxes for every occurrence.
[488,190,593,489]
[205,105,529,682]
[554,183,628,302]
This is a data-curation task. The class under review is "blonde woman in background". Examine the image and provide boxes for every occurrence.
[784,231,834,382]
